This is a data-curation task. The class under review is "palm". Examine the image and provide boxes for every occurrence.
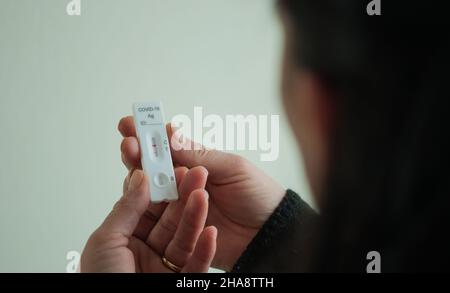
[89,236,172,273]
[204,159,285,271]
[127,237,172,273]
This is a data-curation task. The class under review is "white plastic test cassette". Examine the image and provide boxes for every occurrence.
[133,102,179,203]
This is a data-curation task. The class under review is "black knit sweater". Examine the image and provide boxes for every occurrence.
[231,189,318,273]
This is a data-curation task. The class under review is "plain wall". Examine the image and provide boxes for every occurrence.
[0,0,312,272]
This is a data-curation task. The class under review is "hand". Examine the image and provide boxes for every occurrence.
[118,117,285,271]
[81,167,217,273]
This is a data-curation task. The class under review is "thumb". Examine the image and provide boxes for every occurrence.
[99,169,149,237]
[167,124,245,179]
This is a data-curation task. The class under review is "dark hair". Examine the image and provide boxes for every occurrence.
[279,0,450,272]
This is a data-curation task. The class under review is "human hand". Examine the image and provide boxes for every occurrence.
[80,167,217,273]
[118,117,285,271]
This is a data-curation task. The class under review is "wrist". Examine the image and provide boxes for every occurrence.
[231,190,302,272]
[213,228,259,272]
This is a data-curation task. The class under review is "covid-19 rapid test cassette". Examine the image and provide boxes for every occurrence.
[133,102,179,203]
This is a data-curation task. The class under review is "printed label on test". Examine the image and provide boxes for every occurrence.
[133,102,179,203]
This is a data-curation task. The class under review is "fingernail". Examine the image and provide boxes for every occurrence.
[128,170,144,192]
[204,190,209,200]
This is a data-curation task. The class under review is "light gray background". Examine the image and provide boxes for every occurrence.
[0,0,311,272]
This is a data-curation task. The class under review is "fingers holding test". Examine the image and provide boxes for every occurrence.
[146,166,208,255]
[131,166,189,241]
[164,189,209,267]
[98,170,149,238]
[121,137,141,170]
[118,116,136,137]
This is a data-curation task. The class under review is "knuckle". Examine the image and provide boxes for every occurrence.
[158,217,178,235]
[112,197,133,213]
[174,238,195,255]
[123,174,131,193]
[196,147,210,160]
[196,251,211,264]
[229,154,249,171]
[88,230,127,250]
[120,138,127,152]
[86,231,103,247]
